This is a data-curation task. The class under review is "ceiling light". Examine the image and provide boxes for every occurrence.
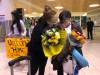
[89,4,100,7]
[47,0,55,1]
[82,13,87,16]
[55,6,64,9]
[39,13,43,16]
[32,12,37,14]
[24,9,27,11]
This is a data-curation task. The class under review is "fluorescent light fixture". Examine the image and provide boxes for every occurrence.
[32,12,37,14]
[82,13,87,16]
[89,4,100,7]
[55,6,64,9]
[47,0,55,1]
[39,13,43,16]
[24,14,32,17]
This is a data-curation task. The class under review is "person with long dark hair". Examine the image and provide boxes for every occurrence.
[8,10,26,36]
[7,10,27,66]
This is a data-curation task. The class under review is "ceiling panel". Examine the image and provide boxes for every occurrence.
[13,0,100,14]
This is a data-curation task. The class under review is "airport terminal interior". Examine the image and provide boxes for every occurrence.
[0,0,100,75]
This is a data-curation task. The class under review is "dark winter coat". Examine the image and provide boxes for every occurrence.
[27,17,48,63]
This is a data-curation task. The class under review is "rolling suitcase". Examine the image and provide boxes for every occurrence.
[8,56,31,75]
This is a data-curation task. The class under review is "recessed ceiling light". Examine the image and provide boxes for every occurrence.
[24,9,27,11]
[55,6,64,9]
[89,4,100,7]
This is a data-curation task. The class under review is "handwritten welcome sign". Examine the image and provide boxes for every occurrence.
[5,37,29,59]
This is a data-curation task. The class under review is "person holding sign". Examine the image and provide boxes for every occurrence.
[7,9,27,66]
[8,10,26,37]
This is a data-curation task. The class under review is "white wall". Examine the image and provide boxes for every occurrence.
[0,0,15,20]
[87,8,100,16]
[87,8,100,26]
[72,12,87,16]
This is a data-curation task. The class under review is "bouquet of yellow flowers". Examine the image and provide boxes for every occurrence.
[41,27,66,58]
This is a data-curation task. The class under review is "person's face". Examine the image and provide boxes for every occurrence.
[64,18,71,27]
[49,14,58,24]
[51,14,58,24]
[88,18,91,21]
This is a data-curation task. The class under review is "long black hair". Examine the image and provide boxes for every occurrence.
[11,11,23,34]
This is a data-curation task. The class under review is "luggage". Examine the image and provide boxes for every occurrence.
[8,56,31,75]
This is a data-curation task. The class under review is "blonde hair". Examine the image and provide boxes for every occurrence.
[43,5,57,21]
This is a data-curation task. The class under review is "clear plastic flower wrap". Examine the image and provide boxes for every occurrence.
[41,27,66,58]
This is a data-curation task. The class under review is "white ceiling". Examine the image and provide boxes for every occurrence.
[13,0,100,16]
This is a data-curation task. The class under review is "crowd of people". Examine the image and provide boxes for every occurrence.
[8,5,90,75]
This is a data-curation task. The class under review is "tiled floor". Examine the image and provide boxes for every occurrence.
[0,28,100,75]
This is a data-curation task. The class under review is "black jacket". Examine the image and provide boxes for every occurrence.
[27,17,48,61]
[87,21,94,31]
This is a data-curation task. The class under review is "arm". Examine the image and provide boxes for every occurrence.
[20,20,27,36]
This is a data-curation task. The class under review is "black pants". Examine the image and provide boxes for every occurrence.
[57,64,63,75]
[51,57,64,75]
[87,29,93,40]
[29,58,47,75]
